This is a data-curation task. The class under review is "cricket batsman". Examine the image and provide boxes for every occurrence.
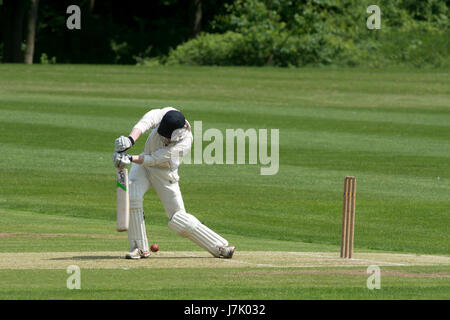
[112,107,235,259]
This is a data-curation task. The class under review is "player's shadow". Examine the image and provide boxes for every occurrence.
[150,256,209,259]
[49,256,119,261]
[49,255,210,261]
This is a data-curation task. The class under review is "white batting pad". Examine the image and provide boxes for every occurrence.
[128,208,149,252]
[168,211,228,257]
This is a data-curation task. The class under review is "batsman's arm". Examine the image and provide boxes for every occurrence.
[114,128,143,153]
[133,107,177,133]
[130,154,145,164]
[117,107,177,152]
[130,137,192,166]
[128,149,170,166]
[129,151,169,166]
[128,127,142,143]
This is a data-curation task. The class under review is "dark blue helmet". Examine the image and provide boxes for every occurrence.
[157,110,186,139]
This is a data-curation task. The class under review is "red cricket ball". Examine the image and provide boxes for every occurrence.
[150,243,159,252]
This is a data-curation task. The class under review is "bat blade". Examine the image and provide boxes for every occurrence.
[116,168,129,232]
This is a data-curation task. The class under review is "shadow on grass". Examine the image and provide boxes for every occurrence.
[49,256,119,261]
[49,255,210,261]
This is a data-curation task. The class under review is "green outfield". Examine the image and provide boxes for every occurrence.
[0,64,449,299]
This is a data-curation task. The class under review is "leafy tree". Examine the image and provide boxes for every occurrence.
[169,0,448,67]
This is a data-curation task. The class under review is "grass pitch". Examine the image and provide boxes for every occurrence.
[0,64,448,299]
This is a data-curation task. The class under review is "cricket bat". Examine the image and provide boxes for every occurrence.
[116,168,130,232]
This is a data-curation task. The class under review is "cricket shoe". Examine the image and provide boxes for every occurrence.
[125,248,150,260]
[218,246,235,259]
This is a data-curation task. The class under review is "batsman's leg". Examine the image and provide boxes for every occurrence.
[169,211,234,258]
[148,167,234,258]
[127,163,151,258]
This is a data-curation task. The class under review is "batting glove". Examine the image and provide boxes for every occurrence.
[113,152,132,169]
[114,136,135,152]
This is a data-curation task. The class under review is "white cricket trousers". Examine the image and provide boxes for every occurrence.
[127,163,228,257]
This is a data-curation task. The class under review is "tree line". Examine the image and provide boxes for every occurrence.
[0,0,448,67]
[0,0,230,64]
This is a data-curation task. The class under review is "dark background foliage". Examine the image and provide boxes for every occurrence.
[0,0,448,67]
